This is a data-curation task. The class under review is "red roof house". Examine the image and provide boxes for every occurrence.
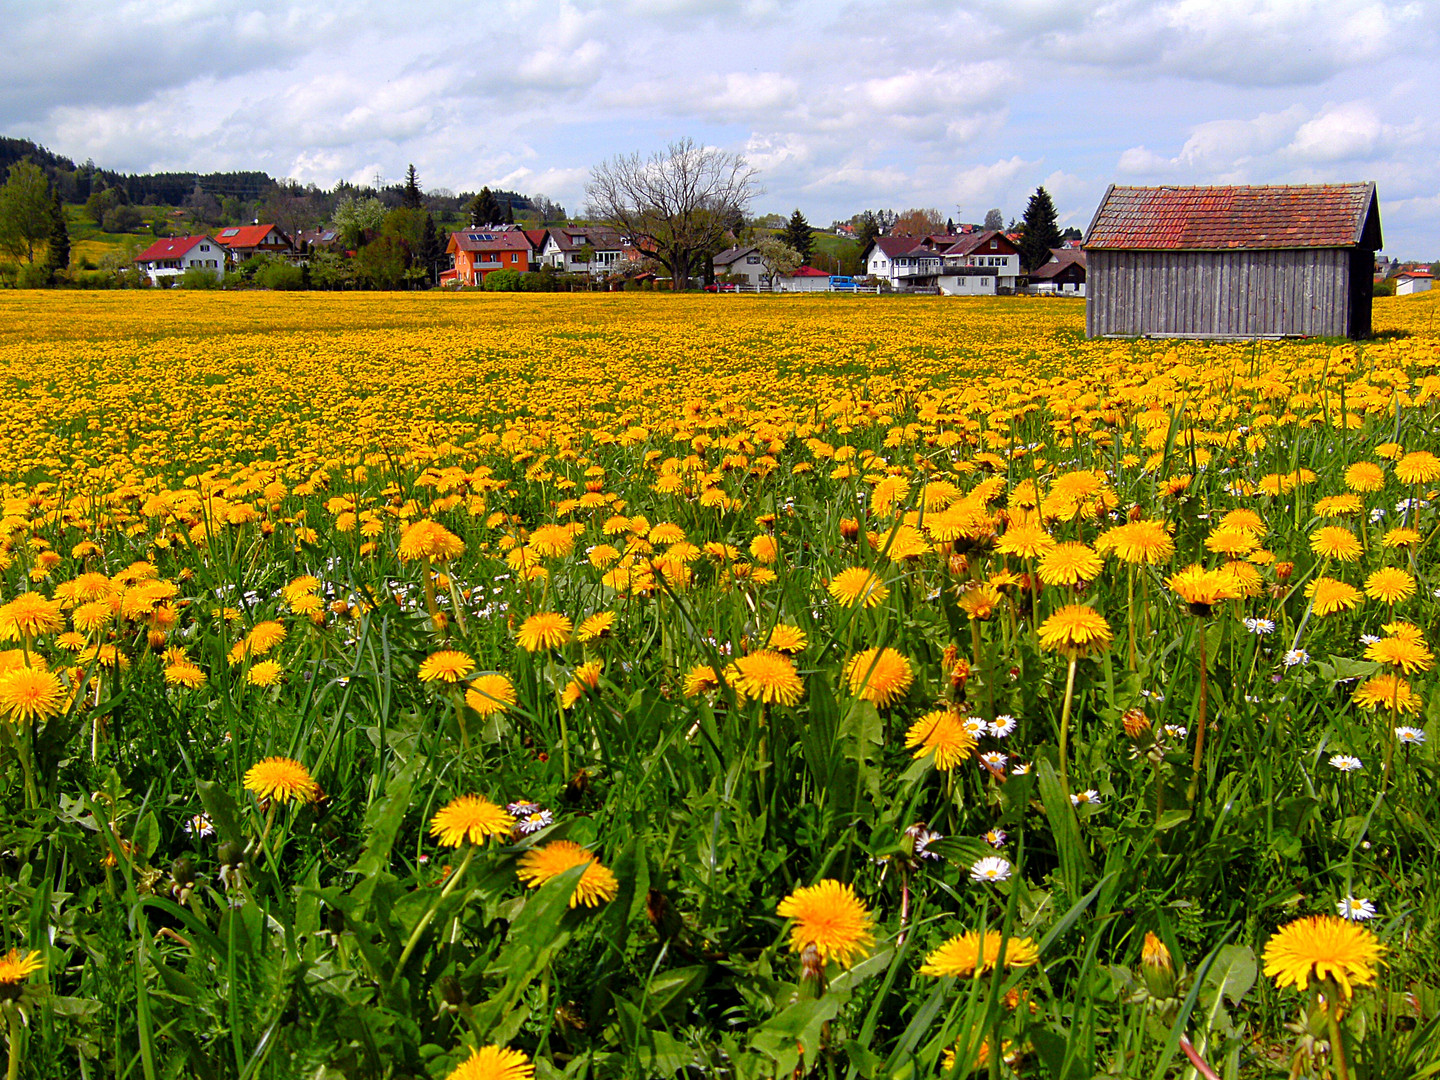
[214,224,294,262]
[133,235,227,284]
[442,228,534,285]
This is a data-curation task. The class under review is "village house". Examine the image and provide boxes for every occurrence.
[1395,269,1432,295]
[539,227,635,275]
[294,226,342,254]
[442,228,533,285]
[214,223,294,264]
[712,245,769,287]
[1084,182,1382,339]
[133,235,226,284]
[1028,248,1087,295]
[861,230,1021,295]
[941,230,1022,291]
[776,265,833,292]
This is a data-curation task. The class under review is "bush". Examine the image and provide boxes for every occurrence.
[15,262,53,288]
[483,269,523,292]
[1374,279,1397,297]
[179,265,221,289]
[101,205,144,233]
[255,261,305,290]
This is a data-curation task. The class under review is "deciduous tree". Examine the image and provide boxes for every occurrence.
[0,160,55,264]
[755,237,801,282]
[586,137,757,290]
[984,208,1004,230]
[333,195,386,248]
[892,207,944,238]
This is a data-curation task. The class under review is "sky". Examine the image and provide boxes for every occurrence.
[2,0,1437,257]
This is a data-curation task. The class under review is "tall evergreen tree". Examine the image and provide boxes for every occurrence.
[1018,186,1062,272]
[467,187,502,227]
[503,198,514,225]
[401,164,423,210]
[420,212,444,285]
[779,208,813,263]
[46,185,69,278]
[855,210,881,253]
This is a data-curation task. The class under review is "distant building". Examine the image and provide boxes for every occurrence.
[1028,248,1087,295]
[443,228,532,285]
[1396,270,1432,295]
[713,245,768,287]
[1084,183,1382,339]
[860,231,1020,294]
[539,227,635,275]
[133,235,226,285]
[777,265,832,292]
[214,224,293,264]
[295,227,342,254]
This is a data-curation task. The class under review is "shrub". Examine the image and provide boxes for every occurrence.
[101,205,144,233]
[483,269,523,292]
[15,262,53,288]
[1374,279,1397,297]
[255,262,305,291]
[179,265,221,289]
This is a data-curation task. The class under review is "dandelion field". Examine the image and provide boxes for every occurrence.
[3,290,1440,1078]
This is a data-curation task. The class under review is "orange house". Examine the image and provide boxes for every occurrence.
[443,228,534,284]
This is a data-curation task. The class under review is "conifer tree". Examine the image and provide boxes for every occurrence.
[46,185,69,279]
[1019,187,1063,272]
[401,164,423,210]
[780,209,813,263]
[420,212,443,285]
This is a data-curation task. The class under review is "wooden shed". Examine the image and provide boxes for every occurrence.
[1083,183,1381,339]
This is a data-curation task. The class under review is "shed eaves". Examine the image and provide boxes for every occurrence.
[1084,184,1378,251]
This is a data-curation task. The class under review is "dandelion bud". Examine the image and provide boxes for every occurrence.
[942,643,959,670]
[950,658,971,691]
[799,941,825,984]
[949,553,968,576]
[1128,503,1144,522]
[1122,708,1151,738]
[1141,931,1177,999]
[1275,561,1295,582]
[839,517,860,540]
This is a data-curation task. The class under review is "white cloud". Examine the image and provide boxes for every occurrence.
[1287,103,1388,163]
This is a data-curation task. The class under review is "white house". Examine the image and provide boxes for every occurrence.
[940,230,1022,291]
[1396,270,1433,295]
[539,227,634,275]
[713,245,769,287]
[862,237,916,286]
[133,235,226,285]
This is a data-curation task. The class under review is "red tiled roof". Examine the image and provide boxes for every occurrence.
[1085,184,1378,251]
[134,235,211,261]
[942,229,1018,257]
[1397,269,1432,279]
[790,265,829,277]
[523,228,548,250]
[213,224,289,248]
[448,229,533,253]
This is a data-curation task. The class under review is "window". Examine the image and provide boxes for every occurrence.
[746,255,761,264]
[989,239,997,249]
[981,278,990,286]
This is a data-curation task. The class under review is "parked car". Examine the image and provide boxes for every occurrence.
[704,282,737,293]
[829,276,861,291]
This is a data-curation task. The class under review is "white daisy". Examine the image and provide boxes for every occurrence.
[1284,649,1310,668]
[1163,724,1188,740]
[984,828,1007,848]
[1359,634,1381,646]
[1010,762,1031,775]
[1337,896,1377,921]
[969,856,1012,883]
[1070,789,1101,806]
[988,714,1017,738]
[1245,617,1276,635]
[963,715,988,737]
[182,812,215,838]
[515,809,553,835]
[912,829,943,861]
[1395,726,1426,745]
[1329,754,1363,773]
[979,751,1008,771]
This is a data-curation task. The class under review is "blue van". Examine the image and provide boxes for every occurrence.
[829,276,860,291]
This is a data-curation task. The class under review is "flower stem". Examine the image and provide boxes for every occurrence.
[1058,654,1078,798]
[1326,997,1351,1080]
[5,1005,21,1080]
[395,845,475,977]
[1187,625,1208,805]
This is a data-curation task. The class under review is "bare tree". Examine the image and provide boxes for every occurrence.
[586,137,757,290]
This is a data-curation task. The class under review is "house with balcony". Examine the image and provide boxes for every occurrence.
[214,223,294,265]
[133,235,226,285]
[443,228,533,285]
[539,227,635,275]
[712,245,770,287]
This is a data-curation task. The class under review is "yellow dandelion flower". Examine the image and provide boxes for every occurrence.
[682,664,719,696]
[727,650,804,706]
[920,930,1039,978]
[905,710,977,770]
[443,1045,534,1080]
[245,660,283,687]
[1310,526,1363,562]
[1394,451,1440,485]
[516,840,619,908]
[515,612,572,651]
[164,662,206,688]
[827,567,889,608]
[242,757,320,804]
[576,611,615,642]
[1263,914,1384,998]
[1305,577,1363,616]
[0,593,64,641]
[1167,564,1242,615]
[419,650,475,683]
[958,583,1003,620]
[1364,567,1416,605]
[1095,520,1174,565]
[1344,461,1386,493]
[0,666,64,724]
[465,673,517,717]
[1037,604,1113,658]
[765,623,808,653]
[398,519,465,562]
[429,795,514,846]
[995,522,1054,559]
[1352,673,1422,715]
[844,647,913,708]
[776,879,875,969]
[0,948,44,985]
[1037,542,1102,586]
[1382,526,1421,549]
[1363,634,1432,673]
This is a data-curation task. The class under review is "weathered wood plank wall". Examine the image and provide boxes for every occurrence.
[1086,249,1352,338]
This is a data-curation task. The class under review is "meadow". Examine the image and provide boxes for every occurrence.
[2,289,1440,1079]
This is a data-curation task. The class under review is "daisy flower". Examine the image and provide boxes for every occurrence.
[1337,896,1378,921]
[969,856,1012,883]
[1329,754,1363,773]
[988,714,1017,738]
[1395,726,1426,745]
